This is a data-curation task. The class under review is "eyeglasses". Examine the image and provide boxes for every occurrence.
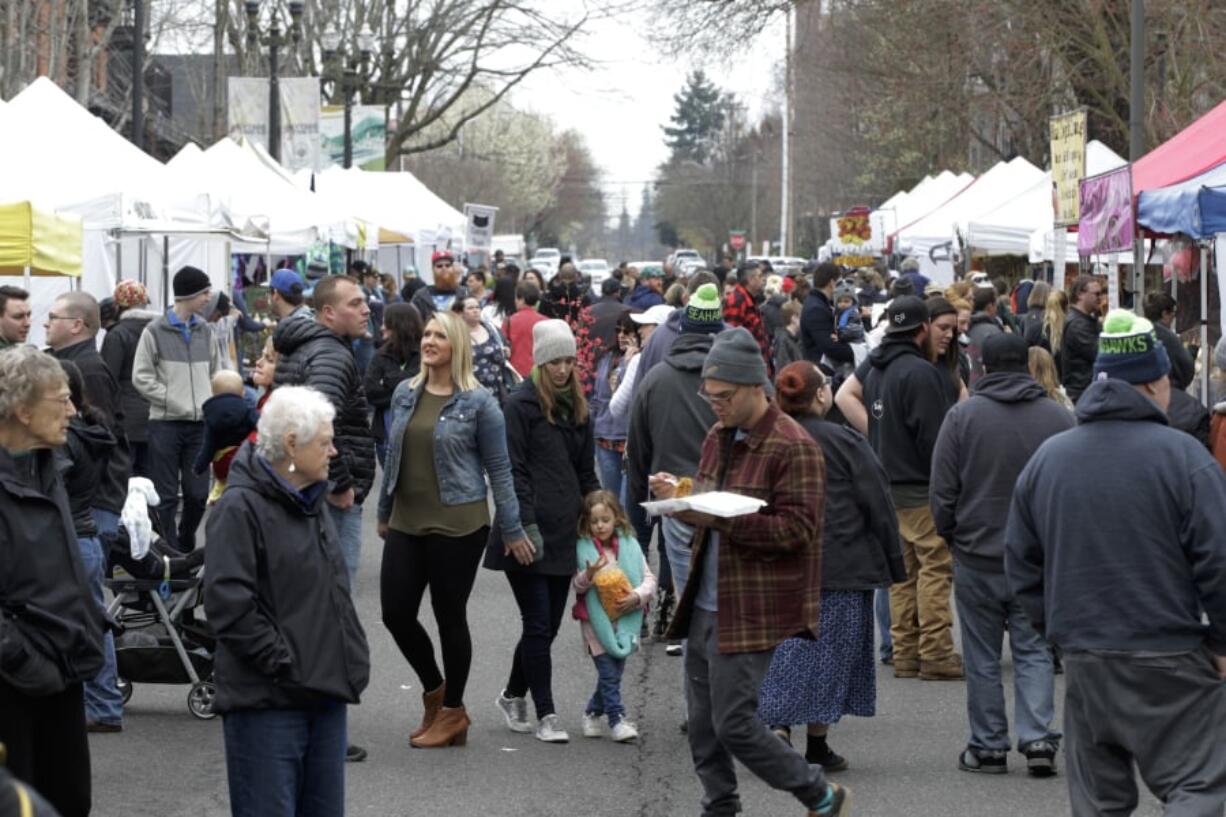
[39,394,73,408]
[433,261,451,268]
[697,386,740,406]
[46,313,79,322]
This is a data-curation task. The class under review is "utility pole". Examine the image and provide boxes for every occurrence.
[213,0,225,140]
[1129,0,1144,309]
[132,0,145,151]
[779,6,791,256]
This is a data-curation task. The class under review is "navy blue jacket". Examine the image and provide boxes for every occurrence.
[1006,379,1226,654]
[194,393,260,475]
[801,288,853,365]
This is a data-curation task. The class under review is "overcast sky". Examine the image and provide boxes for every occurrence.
[511,9,784,219]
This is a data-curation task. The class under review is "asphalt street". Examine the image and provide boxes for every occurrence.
[91,498,1162,817]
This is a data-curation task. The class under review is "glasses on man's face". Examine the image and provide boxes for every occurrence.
[434,262,451,269]
[698,386,740,406]
[46,313,79,323]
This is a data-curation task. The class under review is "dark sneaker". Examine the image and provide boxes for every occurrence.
[86,720,122,734]
[920,655,965,680]
[346,743,368,762]
[958,747,1007,774]
[893,658,919,678]
[807,782,851,816]
[1022,740,1058,778]
[806,741,849,772]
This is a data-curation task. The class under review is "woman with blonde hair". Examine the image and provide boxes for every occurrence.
[376,310,530,749]
[1028,347,1073,410]
[1039,290,1068,370]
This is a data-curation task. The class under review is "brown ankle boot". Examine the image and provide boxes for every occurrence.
[410,706,470,748]
[411,683,446,740]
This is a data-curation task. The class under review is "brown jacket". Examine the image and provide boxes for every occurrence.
[668,402,825,654]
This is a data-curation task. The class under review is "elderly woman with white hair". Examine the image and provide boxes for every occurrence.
[204,385,370,817]
[0,346,104,817]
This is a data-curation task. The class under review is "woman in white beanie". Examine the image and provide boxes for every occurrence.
[485,318,601,744]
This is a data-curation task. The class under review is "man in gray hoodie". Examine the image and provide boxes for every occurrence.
[930,333,1074,778]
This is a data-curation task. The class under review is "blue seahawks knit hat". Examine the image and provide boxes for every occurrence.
[1092,309,1171,385]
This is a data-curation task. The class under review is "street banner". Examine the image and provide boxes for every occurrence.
[729,230,746,251]
[464,203,498,253]
[227,77,321,172]
[1078,165,1134,255]
[320,105,387,170]
[1050,109,1087,227]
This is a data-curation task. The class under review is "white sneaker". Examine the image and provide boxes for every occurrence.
[582,713,604,738]
[496,691,532,734]
[535,714,570,743]
[611,720,639,743]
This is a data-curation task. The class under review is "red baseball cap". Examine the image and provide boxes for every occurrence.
[432,250,454,265]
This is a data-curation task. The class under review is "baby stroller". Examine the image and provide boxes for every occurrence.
[103,527,215,720]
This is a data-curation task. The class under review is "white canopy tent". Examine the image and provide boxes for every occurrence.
[877,171,976,255]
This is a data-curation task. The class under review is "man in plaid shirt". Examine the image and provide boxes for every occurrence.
[655,327,849,817]
[722,262,772,372]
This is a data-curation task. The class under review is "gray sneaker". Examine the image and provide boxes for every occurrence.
[496,690,532,733]
[535,713,570,743]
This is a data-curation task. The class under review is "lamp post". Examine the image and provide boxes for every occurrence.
[322,26,381,169]
[245,0,304,162]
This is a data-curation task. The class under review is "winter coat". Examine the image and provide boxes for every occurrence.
[761,293,788,339]
[723,283,771,367]
[625,283,664,311]
[964,313,1004,385]
[0,447,104,693]
[1155,322,1195,391]
[132,311,221,422]
[101,308,159,443]
[795,414,905,591]
[484,379,600,577]
[272,318,376,502]
[1166,386,1211,450]
[628,307,683,394]
[541,280,592,331]
[1020,310,1046,350]
[1060,308,1100,402]
[801,289,853,366]
[363,347,420,443]
[57,417,117,538]
[409,285,461,323]
[203,445,370,714]
[1006,379,1226,654]
[626,332,718,506]
[930,372,1075,573]
[193,393,260,476]
[772,330,804,376]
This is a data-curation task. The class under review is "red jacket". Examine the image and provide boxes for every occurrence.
[723,283,771,371]
[505,309,549,377]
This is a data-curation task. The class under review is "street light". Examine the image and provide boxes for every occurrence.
[245,0,304,162]
[321,25,378,169]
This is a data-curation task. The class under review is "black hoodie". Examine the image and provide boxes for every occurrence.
[861,336,954,503]
[930,372,1074,572]
[1006,379,1226,654]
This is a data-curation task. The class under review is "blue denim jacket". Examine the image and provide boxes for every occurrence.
[377,380,525,543]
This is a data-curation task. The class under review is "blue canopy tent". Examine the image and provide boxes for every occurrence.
[1136,160,1226,239]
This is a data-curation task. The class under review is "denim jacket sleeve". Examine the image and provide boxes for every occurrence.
[474,390,527,543]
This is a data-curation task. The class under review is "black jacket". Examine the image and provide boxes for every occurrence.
[363,347,420,443]
[1060,308,1100,402]
[485,380,600,577]
[58,417,117,538]
[861,337,954,490]
[965,313,1004,385]
[626,332,718,507]
[1167,386,1211,450]
[541,280,592,329]
[1020,310,1045,350]
[930,372,1075,572]
[1155,322,1195,391]
[586,296,631,357]
[50,339,130,513]
[801,289,853,365]
[203,445,370,714]
[0,447,104,692]
[100,308,158,443]
[761,293,788,339]
[1006,379,1226,654]
[410,285,462,323]
[795,415,905,590]
[193,393,260,475]
[273,318,376,501]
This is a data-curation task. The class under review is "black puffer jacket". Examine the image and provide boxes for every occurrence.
[0,447,104,692]
[273,318,375,501]
[203,445,370,714]
[101,308,158,444]
[1060,308,1100,402]
[484,379,600,577]
[51,339,129,514]
[363,346,420,443]
[57,417,117,538]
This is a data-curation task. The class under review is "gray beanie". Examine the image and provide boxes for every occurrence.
[702,327,768,385]
[533,318,577,366]
[1214,335,1226,372]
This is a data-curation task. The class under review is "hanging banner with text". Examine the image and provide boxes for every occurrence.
[463,203,498,254]
[320,105,387,170]
[1050,109,1087,227]
[227,77,321,172]
[1078,165,1134,256]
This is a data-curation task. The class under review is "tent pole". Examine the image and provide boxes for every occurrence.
[162,235,170,309]
[1202,242,1210,408]
[23,265,30,292]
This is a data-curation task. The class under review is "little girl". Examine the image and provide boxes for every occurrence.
[572,490,656,743]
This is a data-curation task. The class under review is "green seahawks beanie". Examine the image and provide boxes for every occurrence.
[1092,309,1171,385]
[682,283,724,335]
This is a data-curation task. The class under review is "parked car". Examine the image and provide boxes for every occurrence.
[578,258,611,289]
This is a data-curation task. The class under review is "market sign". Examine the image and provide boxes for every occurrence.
[1051,109,1087,227]
[729,230,747,251]
[833,254,875,268]
[835,206,872,246]
[1078,165,1134,255]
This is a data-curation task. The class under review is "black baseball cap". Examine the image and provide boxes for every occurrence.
[885,295,930,335]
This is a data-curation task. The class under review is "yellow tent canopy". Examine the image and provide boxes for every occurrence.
[0,201,82,277]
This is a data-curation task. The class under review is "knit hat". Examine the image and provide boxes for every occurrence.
[682,283,723,334]
[982,333,1029,373]
[173,266,211,300]
[114,279,148,309]
[702,327,768,386]
[885,295,929,335]
[1092,309,1171,385]
[833,280,857,303]
[532,318,577,366]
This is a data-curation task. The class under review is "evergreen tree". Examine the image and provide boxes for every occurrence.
[663,70,727,164]
[633,187,658,258]
[615,198,633,260]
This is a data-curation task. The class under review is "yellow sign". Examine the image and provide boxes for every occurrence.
[1050,109,1087,227]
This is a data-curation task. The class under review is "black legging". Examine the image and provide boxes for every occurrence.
[504,572,573,719]
[380,526,489,709]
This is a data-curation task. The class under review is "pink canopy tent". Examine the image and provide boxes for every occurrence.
[1132,99,1226,193]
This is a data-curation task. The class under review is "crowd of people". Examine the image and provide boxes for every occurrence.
[1,247,1225,817]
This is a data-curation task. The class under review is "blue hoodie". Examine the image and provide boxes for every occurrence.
[1006,379,1226,654]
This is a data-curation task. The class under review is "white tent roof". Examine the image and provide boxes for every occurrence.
[305,166,466,242]
[898,157,1045,249]
[887,170,976,245]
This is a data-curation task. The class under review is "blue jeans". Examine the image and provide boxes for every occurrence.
[587,653,626,726]
[595,445,627,507]
[875,588,893,661]
[954,562,1060,751]
[223,701,347,817]
[326,502,364,585]
[147,420,209,553]
[77,530,123,726]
